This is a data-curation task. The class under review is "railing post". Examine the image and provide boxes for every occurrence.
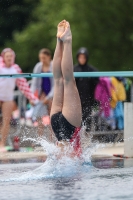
[124,103,133,157]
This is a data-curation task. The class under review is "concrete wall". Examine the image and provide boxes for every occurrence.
[124,103,133,157]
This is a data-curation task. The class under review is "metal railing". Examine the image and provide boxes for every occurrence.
[1,71,132,120]
[0,71,133,78]
[0,71,131,145]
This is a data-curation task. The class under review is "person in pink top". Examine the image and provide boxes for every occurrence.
[94,77,111,117]
[0,48,39,149]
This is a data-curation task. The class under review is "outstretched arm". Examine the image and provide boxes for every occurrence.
[0,56,4,67]
[14,64,39,104]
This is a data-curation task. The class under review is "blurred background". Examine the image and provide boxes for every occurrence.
[0,0,133,156]
[0,0,133,72]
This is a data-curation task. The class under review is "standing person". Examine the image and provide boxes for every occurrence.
[0,48,39,150]
[31,48,54,115]
[50,20,82,157]
[31,49,54,136]
[74,48,99,131]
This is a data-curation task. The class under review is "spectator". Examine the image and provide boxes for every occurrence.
[0,48,39,150]
[31,48,54,135]
[31,48,53,114]
[111,77,126,130]
[74,47,99,131]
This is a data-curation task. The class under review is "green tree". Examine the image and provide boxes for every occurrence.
[0,0,39,46]
[6,0,133,72]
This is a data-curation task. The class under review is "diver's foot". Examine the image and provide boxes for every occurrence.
[60,21,72,42]
[57,20,66,38]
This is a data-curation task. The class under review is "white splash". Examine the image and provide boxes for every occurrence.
[0,126,106,182]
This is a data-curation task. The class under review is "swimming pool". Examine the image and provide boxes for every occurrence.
[0,158,133,200]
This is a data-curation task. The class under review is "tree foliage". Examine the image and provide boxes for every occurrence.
[2,0,133,72]
[0,0,39,46]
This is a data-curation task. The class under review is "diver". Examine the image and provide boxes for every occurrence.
[50,20,82,157]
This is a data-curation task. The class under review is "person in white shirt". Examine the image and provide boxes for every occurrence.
[0,48,39,149]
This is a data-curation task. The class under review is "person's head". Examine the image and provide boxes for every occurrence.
[1,48,15,67]
[39,48,52,66]
[77,47,89,65]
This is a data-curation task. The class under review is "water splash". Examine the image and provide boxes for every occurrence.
[2,123,119,183]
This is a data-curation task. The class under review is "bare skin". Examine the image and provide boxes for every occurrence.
[0,51,15,148]
[56,20,66,38]
[50,20,82,155]
[0,101,14,148]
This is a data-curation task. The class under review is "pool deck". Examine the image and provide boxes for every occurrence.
[0,142,124,161]
[92,142,124,158]
[0,151,46,161]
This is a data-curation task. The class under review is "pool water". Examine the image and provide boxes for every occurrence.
[0,158,133,200]
[0,135,133,200]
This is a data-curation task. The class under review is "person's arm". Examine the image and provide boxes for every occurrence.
[0,56,4,67]
[14,64,39,104]
[42,62,54,103]
[30,63,41,94]
[89,65,99,87]
[74,64,80,85]
[0,56,3,64]
[88,65,99,106]
[44,78,54,102]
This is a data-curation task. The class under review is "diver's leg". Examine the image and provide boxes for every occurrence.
[61,22,82,127]
[50,21,66,117]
